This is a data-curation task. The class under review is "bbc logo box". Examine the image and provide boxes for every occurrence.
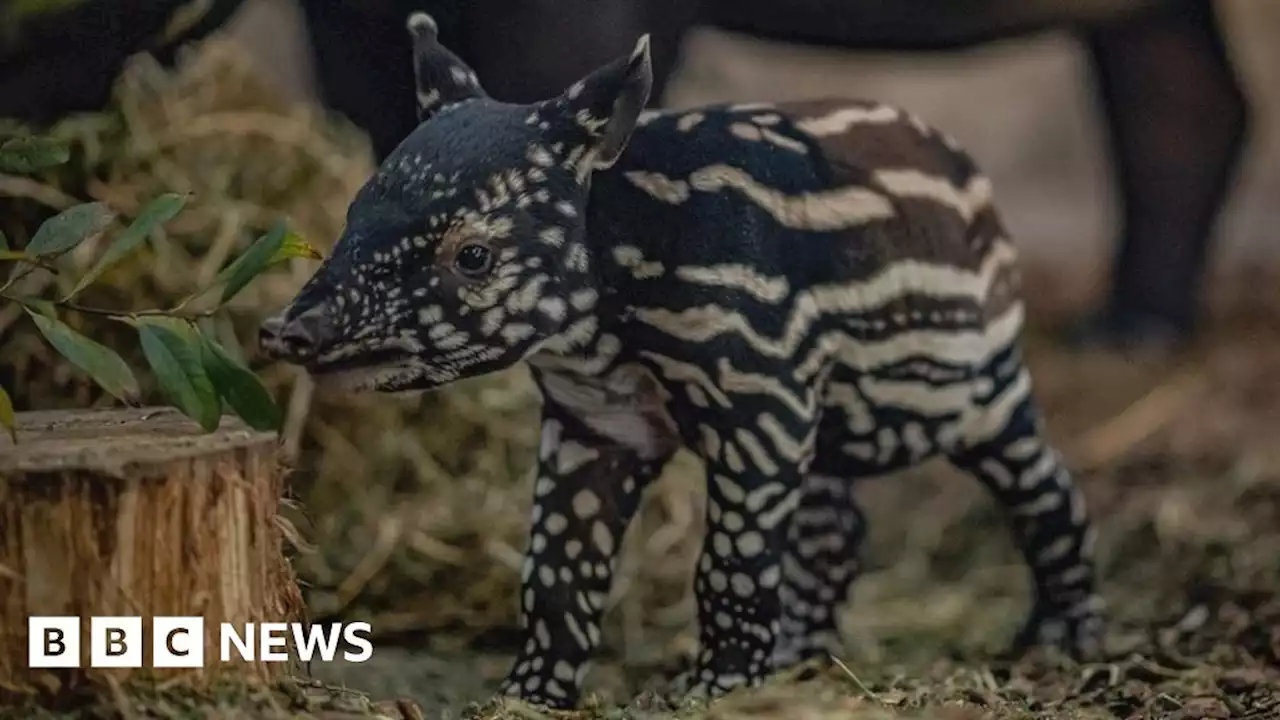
[29,616,207,668]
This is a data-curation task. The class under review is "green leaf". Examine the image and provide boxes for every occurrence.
[66,193,189,300]
[0,230,9,251]
[25,201,115,258]
[25,306,140,403]
[19,297,56,318]
[136,318,222,432]
[0,384,15,444]
[215,221,288,306]
[269,230,324,265]
[0,135,70,174]
[199,332,282,432]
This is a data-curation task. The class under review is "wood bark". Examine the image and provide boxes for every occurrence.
[0,407,305,705]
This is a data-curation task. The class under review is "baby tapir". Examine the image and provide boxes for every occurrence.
[260,11,1104,710]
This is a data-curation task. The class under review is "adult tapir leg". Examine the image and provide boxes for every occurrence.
[1069,0,1251,351]
[459,0,700,106]
[296,0,460,160]
[297,0,701,160]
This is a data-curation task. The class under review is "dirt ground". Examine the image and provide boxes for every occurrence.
[288,294,1280,719]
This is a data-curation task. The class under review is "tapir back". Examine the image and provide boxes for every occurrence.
[590,97,1021,339]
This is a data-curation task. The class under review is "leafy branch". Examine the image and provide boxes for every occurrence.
[0,132,323,442]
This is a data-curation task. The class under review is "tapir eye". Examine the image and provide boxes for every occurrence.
[454,243,494,277]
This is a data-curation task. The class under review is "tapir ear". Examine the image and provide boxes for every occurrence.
[406,12,488,122]
[554,34,653,173]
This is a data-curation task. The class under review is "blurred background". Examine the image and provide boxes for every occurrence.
[2,1,1279,717]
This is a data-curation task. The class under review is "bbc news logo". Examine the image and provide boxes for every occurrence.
[28,617,373,668]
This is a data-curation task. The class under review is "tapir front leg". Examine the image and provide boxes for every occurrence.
[499,403,675,709]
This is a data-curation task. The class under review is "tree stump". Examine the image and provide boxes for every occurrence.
[0,406,306,706]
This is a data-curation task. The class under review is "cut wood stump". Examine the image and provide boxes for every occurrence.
[0,406,306,706]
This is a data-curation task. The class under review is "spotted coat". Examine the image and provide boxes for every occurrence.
[260,11,1105,710]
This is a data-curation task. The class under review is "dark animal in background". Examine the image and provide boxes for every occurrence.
[0,0,246,124]
[293,0,1251,355]
[261,13,1104,709]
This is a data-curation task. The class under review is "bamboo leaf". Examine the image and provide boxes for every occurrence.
[25,306,141,403]
[215,220,289,305]
[66,192,188,300]
[0,135,70,174]
[20,297,56,318]
[199,331,282,432]
[25,201,115,258]
[136,318,222,432]
[0,384,15,443]
[269,230,324,265]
